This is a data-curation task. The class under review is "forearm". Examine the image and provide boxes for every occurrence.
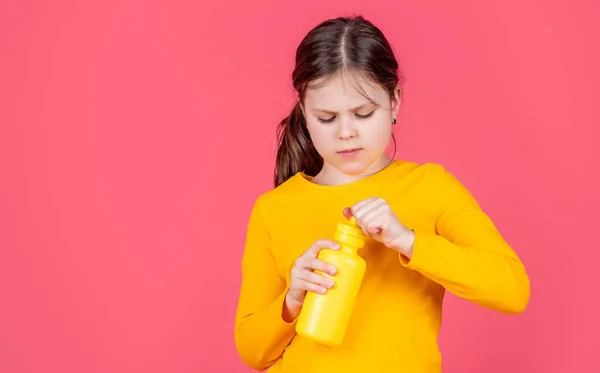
[282,291,303,323]
[235,289,298,370]
[399,231,530,313]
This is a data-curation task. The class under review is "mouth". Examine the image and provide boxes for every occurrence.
[337,148,362,157]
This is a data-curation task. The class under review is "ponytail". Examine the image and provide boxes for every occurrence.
[274,102,323,187]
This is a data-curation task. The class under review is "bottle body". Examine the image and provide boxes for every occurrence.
[295,217,367,346]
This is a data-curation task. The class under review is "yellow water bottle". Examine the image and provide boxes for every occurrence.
[295,216,367,346]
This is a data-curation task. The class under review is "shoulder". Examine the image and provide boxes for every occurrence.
[394,160,471,199]
[393,159,450,182]
[407,161,480,208]
[247,173,305,214]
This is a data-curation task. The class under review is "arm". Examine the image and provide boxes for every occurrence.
[234,197,297,371]
[399,164,530,314]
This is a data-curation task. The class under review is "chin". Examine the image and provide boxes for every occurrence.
[332,159,372,176]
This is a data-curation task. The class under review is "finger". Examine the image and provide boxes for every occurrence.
[361,203,391,221]
[352,197,386,220]
[291,266,303,280]
[359,217,381,236]
[298,269,335,289]
[366,223,383,235]
[297,278,328,294]
[307,239,340,257]
[343,207,353,220]
[362,205,390,233]
[306,257,338,276]
[351,197,380,220]
[351,196,379,212]
[364,198,388,216]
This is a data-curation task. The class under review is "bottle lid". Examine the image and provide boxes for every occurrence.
[334,216,366,248]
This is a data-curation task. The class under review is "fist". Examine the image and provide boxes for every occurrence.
[344,197,415,257]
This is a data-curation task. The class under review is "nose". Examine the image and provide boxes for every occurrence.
[337,116,357,139]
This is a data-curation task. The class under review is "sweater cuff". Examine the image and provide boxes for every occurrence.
[270,288,299,336]
[399,230,433,270]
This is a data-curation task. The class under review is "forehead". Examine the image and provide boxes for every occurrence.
[303,71,388,110]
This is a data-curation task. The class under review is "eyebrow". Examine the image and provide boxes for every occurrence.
[313,103,373,115]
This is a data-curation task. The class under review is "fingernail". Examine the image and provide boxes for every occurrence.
[333,243,340,249]
[327,279,335,288]
[320,288,327,294]
[330,266,337,275]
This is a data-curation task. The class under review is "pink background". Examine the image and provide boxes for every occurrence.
[1,0,599,372]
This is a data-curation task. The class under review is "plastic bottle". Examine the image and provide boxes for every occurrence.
[295,216,367,346]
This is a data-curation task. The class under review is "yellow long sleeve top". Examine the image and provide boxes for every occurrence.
[234,160,530,372]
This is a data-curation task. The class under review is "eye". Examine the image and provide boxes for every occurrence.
[356,110,375,119]
[317,116,336,123]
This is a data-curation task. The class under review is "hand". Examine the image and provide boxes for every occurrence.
[283,239,339,322]
[344,197,415,257]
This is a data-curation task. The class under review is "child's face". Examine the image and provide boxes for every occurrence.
[302,72,400,177]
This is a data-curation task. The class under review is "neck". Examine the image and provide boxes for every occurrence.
[313,155,392,186]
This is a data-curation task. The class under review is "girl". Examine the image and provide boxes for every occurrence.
[234,15,530,373]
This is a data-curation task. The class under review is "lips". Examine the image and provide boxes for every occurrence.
[337,148,362,157]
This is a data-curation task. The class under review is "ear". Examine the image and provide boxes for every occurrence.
[391,86,402,118]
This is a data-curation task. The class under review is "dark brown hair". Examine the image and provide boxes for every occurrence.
[274,15,405,187]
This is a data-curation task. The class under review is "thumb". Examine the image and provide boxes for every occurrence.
[343,207,353,220]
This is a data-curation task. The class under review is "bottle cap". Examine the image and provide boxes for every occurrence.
[334,216,366,248]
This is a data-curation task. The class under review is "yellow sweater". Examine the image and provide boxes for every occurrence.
[234,160,530,372]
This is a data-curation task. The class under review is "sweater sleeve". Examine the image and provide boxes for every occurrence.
[399,164,531,314]
[234,197,297,371]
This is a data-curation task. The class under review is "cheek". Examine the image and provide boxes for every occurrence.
[306,122,332,150]
[364,120,393,146]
